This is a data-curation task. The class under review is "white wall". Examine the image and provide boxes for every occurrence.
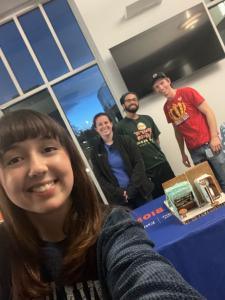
[71,0,225,175]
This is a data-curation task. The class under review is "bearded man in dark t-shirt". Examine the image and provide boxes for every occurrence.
[117,92,174,199]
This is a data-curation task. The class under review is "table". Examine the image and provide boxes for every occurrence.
[131,196,225,300]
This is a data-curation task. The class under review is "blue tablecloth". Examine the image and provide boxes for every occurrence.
[131,196,225,300]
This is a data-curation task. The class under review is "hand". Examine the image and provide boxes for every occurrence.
[182,154,191,168]
[123,191,128,202]
[210,136,222,153]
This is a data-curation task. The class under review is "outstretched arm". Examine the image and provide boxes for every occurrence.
[197,101,221,153]
[98,208,204,300]
[173,125,191,167]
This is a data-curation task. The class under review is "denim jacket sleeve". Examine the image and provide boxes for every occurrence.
[97,208,205,300]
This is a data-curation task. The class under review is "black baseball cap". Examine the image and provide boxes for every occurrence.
[151,72,168,87]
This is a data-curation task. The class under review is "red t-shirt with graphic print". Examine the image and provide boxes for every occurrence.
[163,87,210,150]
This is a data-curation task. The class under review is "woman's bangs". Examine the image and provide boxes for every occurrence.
[0,112,58,155]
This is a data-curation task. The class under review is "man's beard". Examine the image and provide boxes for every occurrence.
[125,104,139,113]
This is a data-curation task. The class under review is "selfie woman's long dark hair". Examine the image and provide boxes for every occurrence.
[0,110,105,299]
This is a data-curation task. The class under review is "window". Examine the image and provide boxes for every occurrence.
[19,8,69,80]
[0,21,43,94]
[44,0,94,69]
[0,0,121,201]
[4,89,66,128]
[52,65,121,159]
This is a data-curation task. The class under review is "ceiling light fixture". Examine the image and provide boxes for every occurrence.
[180,12,202,30]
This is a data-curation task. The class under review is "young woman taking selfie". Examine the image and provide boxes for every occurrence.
[0,110,203,299]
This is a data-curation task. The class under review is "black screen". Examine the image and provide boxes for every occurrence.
[110,3,225,98]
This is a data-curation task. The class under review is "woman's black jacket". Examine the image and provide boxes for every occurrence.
[90,133,154,205]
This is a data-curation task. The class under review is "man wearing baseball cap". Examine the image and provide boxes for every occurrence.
[152,72,225,192]
[117,91,175,199]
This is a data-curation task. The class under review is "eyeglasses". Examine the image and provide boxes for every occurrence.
[124,97,138,103]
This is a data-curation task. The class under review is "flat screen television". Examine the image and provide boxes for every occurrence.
[110,3,225,98]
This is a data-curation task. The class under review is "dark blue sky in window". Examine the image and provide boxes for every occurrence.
[19,8,69,81]
[53,65,115,133]
[0,21,43,92]
[0,0,118,137]
[44,0,94,69]
[0,59,18,104]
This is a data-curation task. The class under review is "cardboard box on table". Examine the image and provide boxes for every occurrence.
[162,161,224,223]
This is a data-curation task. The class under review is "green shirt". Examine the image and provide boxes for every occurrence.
[117,115,166,171]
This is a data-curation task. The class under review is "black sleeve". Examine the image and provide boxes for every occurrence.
[122,136,154,198]
[98,208,205,300]
[90,150,125,205]
[125,136,146,187]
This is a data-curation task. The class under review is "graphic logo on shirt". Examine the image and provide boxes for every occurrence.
[168,98,190,126]
[134,122,153,146]
[137,122,147,131]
